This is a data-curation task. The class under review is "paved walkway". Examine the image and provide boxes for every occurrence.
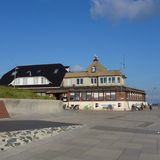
[0,108,160,160]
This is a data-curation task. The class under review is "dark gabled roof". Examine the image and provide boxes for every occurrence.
[0,63,67,87]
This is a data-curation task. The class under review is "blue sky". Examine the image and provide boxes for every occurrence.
[0,0,160,102]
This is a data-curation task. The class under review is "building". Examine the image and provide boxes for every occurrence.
[0,58,146,111]
[0,63,67,88]
[60,57,146,111]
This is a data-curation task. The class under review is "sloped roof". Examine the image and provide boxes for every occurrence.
[0,64,67,87]
[64,70,124,78]
[65,57,125,78]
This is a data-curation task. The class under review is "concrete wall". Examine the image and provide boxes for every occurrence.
[0,98,63,116]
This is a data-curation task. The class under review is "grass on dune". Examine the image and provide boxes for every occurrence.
[0,86,54,100]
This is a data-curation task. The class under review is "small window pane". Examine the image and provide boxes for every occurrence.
[81,79,83,84]
[99,92,104,101]
[112,77,115,83]
[86,92,92,101]
[104,77,107,83]
[23,78,27,85]
[108,77,112,83]
[111,92,116,100]
[77,78,83,85]
[81,92,87,101]
[93,92,98,101]
[34,77,38,84]
[91,78,97,84]
[100,78,103,84]
[117,77,121,83]
[105,92,111,100]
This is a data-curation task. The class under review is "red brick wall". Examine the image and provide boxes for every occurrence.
[0,101,10,118]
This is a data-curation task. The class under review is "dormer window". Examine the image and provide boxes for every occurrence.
[91,66,96,73]
[53,68,59,74]
[26,71,32,76]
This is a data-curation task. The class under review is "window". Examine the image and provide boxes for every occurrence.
[105,92,111,100]
[110,92,116,100]
[91,78,97,84]
[81,92,87,101]
[93,92,98,101]
[23,78,27,85]
[41,77,46,84]
[91,66,96,73]
[104,77,107,83]
[86,92,92,101]
[91,78,93,84]
[99,92,104,101]
[100,78,103,84]
[15,78,20,85]
[75,92,80,101]
[70,92,80,101]
[70,93,74,101]
[108,77,112,83]
[53,69,59,74]
[112,77,115,83]
[105,92,116,100]
[100,77,107,84]
[26,71,32,76]
[117,77,121,83]
[33,77,38,84]
[77,78,83,85]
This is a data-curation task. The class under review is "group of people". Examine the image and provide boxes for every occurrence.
[131,103,152,111]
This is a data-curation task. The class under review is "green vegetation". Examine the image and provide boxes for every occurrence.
[0,86,54,99]
[83,105,92,110]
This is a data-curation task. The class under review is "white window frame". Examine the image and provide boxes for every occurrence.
[23,78,27,85]
[33,77,39,84]
[91,78,97,84]
[117,77,121,83]
[112,77,116,83]
[77,78,83,85]
[91,66,96,73]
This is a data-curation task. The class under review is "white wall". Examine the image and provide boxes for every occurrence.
[63,76,124,87]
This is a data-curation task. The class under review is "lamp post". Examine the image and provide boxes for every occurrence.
[13,67,19,88]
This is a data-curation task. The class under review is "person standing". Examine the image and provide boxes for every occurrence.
[149,104,152,111]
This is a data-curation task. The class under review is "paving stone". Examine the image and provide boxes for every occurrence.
[0,110,160,160]
[118,148,141,160]
[139,153,160,160]
[53,156,84,160]
[33,150,62,160]
[111,142,142,150]
[141,144,158,154]
[118,154,139,160]
[84,148,122,159]
[62,146,89,158]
